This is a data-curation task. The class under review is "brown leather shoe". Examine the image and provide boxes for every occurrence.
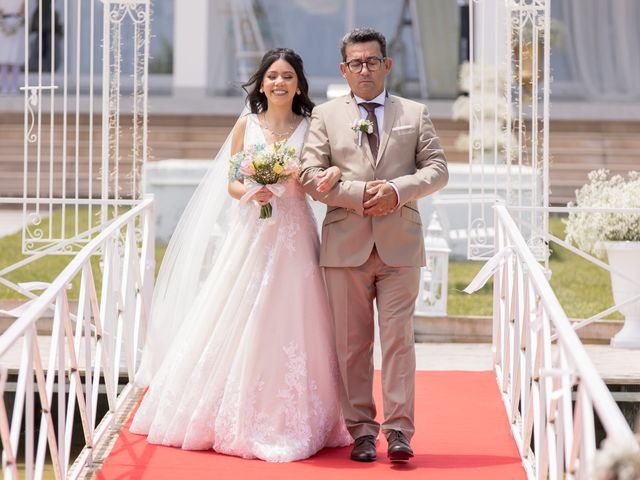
[387,430,413,463]
[350,435,377,462]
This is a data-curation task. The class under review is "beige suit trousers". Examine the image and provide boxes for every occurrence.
[324,247,420,441]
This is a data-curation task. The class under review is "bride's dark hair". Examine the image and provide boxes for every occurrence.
[243,48,315,117]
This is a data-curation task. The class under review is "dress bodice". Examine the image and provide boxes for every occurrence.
[243,113,308,154]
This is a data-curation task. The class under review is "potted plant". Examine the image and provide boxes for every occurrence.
[564,169,640,348]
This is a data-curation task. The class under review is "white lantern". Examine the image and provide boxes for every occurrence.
[415,212,451,317]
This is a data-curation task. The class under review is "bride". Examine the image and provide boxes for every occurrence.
[129,48,353,462]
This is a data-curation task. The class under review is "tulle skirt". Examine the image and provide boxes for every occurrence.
[130,189,352,462]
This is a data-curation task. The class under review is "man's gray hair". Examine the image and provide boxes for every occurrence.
[340,27,387,62]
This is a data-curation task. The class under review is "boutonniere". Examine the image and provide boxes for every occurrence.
[351,119,374,146]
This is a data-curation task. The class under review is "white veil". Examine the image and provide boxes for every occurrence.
[135,107,251,387]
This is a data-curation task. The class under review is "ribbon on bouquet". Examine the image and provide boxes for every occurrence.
[240,180,286,219]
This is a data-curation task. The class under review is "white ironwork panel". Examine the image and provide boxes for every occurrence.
[18,0,150,256]
[466,0,551,261]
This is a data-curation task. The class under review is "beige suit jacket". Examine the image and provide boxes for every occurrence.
[300,94,449,268]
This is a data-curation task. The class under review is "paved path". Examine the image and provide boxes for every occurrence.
[383,342,493,371]
[4,338,638,383]
[1,336,491,374]
[0,208,23,238]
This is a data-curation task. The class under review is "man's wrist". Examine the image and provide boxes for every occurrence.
[388,181,400,208]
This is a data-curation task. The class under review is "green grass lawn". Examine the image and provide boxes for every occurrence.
[547,215,619,319]
[0,207,166,300]
[0,210,618,320]
[447,260,493,316]
[447,214,619,319]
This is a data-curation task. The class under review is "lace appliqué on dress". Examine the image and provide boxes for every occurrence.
[205,342,342,462]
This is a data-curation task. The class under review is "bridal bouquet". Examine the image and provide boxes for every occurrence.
[564,169,640,258]
[231,142,299,219]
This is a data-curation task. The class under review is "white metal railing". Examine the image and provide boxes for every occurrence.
[484,204,638,479]
[0,0,151,255]
[0,196,155,479]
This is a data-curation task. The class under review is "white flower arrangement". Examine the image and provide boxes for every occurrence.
[455,62,509,98]
[592,435,640,480]
[564,169,640,258]
[452,61,516,159]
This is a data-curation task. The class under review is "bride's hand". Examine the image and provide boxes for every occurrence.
[253,187,274,205]
[316,166,342,193]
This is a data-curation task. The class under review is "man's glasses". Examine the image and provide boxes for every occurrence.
[343,57,385,73]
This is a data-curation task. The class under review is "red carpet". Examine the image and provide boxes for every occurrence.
[97,371,525,479]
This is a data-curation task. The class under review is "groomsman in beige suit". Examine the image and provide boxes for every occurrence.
[300,27,448,463]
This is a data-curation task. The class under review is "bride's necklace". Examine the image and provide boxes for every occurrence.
[259,113,297,141]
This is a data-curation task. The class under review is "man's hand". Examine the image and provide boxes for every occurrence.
[363,181,398,216]
[363,180,386,203]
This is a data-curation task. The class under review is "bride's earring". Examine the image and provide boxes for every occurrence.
[259,87,264,93]
[296,89,301,95]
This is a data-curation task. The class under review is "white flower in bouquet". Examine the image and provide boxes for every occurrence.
[564,169,640,258]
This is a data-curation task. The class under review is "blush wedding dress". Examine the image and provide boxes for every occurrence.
[129,114,352,462]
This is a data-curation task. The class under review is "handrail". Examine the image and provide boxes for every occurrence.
[495,205,632,434]
[0,196,155,479]
[0,197,153,357]
[490,204,637,478]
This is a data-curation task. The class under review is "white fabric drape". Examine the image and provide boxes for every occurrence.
[557,0,640,101]
[413,0,460,98]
